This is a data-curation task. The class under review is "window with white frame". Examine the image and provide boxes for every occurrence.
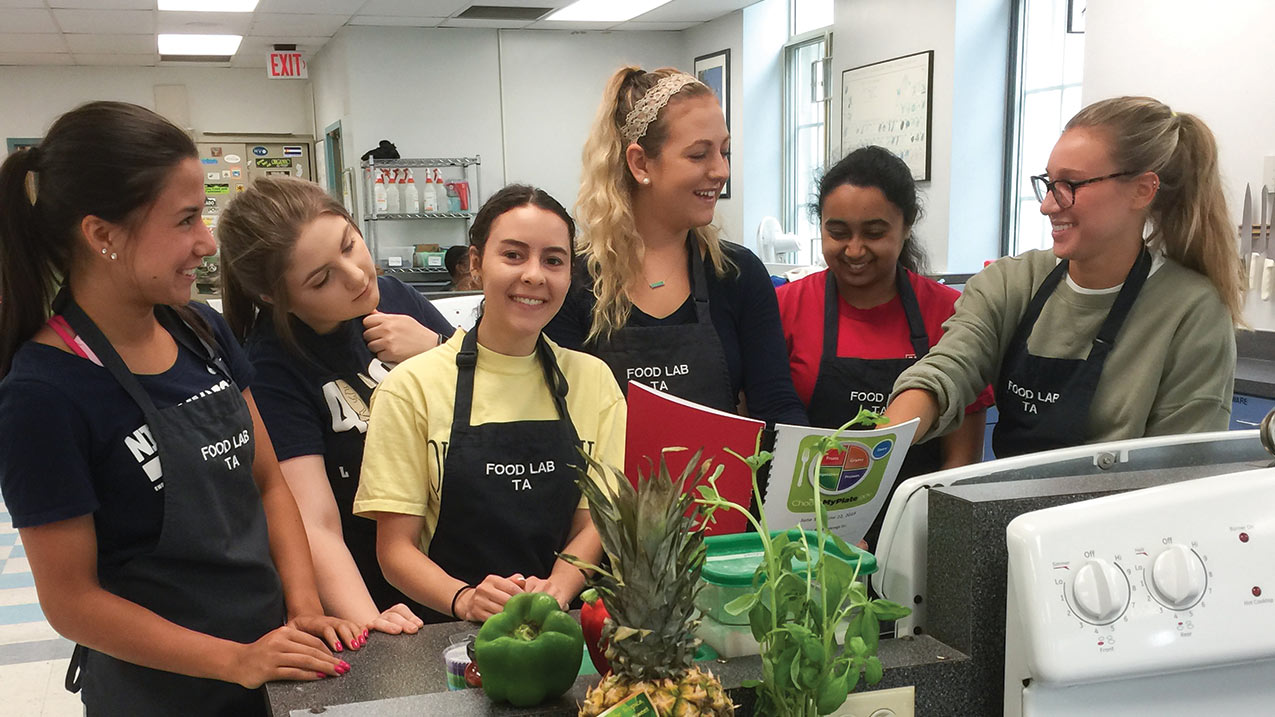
[1006,0,1085,255]
[782,0,833,265]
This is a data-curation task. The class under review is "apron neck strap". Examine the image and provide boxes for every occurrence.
[687,236,712,326]
[820,267,931,360]
[452,322,576,437]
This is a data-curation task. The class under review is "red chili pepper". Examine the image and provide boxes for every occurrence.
[579,588,611,675]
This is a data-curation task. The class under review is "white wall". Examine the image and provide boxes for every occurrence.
[0,66,313,140]
[1083,0,1275,328]
[683,10,746,247]
[738,0,787,255]
[501,29,685,219]
[830,0,1011,272]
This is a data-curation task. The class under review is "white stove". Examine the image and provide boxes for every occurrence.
[1004,468,1275,715]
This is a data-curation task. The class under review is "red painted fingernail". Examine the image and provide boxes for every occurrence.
[316,672,327,679]
[340,661,351,670]
[362,629,369,638]
[334,643,343,652]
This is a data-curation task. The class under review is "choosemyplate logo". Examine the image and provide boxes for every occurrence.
[787,434,897,513]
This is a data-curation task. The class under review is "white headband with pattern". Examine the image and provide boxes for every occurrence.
[621,73,703,144]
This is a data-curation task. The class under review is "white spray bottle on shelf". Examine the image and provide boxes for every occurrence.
[403,169,420,214]
[373,169,388,212]
[385,169,401,213]
[421,167,439,213]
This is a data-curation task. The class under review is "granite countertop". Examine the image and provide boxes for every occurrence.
[265,619,969,716]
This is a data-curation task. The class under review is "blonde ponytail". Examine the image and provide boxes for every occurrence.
[576,66,733,342]
[1067,97,1244,324]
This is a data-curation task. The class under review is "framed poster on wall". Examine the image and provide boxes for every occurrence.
[840,50,933,181]
[694,48,731,199]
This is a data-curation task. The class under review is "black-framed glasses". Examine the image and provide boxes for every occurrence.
[1030,171,1137,208]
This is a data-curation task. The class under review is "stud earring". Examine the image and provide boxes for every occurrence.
[641,177,651,185]
[110,252,117,260]
[100,247,108,255]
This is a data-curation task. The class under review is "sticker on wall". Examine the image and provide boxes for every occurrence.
[235,183,245,192]
[222,170,231,179]
[204,197,217,207]
[210,146,223,157]
[201,158,218,165]
[283,145,302,156]
[223,154,241,164]
[252,146,268,156]
[294,165,303,176]
[231,169,241,178]
[206,183,230,195]
[206,172,219,181]
[203,216,215,227]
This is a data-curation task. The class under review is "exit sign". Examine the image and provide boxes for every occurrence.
[267,51,307,79]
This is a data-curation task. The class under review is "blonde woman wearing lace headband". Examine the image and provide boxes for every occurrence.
[546,66,807,427]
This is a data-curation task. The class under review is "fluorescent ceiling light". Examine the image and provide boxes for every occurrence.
[546,0,673,22]
[159,0,259,11]
[158,34,243,56]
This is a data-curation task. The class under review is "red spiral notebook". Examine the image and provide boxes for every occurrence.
[623,382,765,535]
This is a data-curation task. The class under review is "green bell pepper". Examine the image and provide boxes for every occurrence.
[473,592,584,707]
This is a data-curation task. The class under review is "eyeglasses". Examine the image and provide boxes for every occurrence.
[1030,171,1137,209]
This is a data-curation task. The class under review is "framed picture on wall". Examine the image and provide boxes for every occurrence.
[694,48,731,199]
[6,137,41,154]
[1067,0,1085,33]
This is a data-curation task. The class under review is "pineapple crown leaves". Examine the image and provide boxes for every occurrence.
[560,447,719,683]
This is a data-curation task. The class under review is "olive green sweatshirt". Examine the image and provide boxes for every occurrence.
[893,249,1235,443]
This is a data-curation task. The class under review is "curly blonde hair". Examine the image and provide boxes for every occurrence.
[576,66,734,342]
[1067,96,1244,324]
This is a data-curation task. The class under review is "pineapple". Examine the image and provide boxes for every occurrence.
[563,450,734,717]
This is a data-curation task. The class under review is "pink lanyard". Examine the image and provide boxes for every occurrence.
[46,315,104,367]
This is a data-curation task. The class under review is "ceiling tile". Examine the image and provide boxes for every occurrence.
[249,13,349,36]
[256,0,364,13]
[50,0,152,9]
[63,33,154,53]
[0,8,59,33]
[158,10,253,35]
[73,53,158,66]
[52,9,156,34]
[617,20,699,31]
[522,19,617,31]
[348,15,448,27]
[237,35,329,54]
[356,0,468,15]
[0,33,68,53]
[0,52,74,65]
[0,0,46,7]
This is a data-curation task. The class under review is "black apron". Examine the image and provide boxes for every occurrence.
[805,269,941,548]
[424,326,583,623]
[58,297,284,716]
[590,238,737,413]
[992,248,1152,458]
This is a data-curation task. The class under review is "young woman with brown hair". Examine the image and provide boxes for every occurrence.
[0,102,357,715]
[217,176,455,634]
[885,96,1242,457]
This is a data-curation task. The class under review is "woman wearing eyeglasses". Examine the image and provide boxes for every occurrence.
[883,96,1243,458]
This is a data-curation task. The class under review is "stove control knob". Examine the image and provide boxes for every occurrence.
[1149,545,1206,610]
[1070,558,1129,624]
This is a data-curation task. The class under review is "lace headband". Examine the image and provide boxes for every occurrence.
[621,73,703,145]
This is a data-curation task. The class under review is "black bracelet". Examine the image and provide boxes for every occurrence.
[450,584,475,621]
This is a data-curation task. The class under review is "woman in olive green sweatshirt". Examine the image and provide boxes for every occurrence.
[886,96,1243,458]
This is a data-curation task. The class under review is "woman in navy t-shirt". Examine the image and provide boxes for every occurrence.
[0,103,356,715]
[218,176,453,634]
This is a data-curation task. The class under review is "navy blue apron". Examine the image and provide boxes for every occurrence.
[805,268,942,548]
[590,238,737,413]
[58,296,284,716]
[992,248,1152,458]
[424,325,583,622]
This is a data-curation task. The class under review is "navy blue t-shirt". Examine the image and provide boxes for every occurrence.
[0,303,253,572]
[245,276,452,610]
[545,240,808,426]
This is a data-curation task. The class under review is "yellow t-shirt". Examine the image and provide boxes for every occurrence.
[353,330,626,552]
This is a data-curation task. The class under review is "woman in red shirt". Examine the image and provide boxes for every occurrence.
[776,146,993,543]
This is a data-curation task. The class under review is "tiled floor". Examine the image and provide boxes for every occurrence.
[0,502,82,716]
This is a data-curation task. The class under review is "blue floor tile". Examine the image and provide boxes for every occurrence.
[8,545,23,559]
[0,533,16,546]
[0,603,46,625]
[0,573,35,589]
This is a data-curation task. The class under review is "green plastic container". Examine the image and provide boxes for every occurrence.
[696,529,877,626]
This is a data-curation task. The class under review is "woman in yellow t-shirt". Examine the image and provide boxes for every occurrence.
[354,185,625,623]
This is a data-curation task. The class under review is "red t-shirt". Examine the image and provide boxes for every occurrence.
[775,269,995,413]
